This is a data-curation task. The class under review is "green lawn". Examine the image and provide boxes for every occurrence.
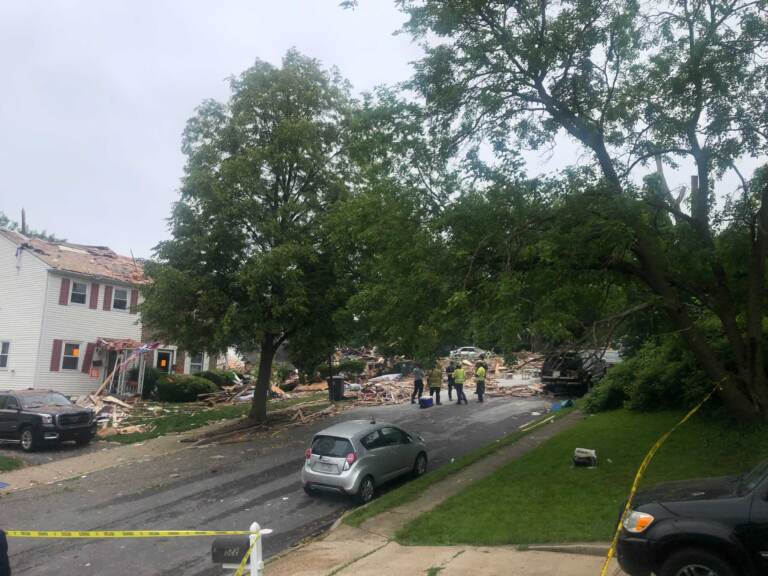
[0,455,23,472]
[344,409,573,528]
[110,392,328,444]
[396,409,768,546]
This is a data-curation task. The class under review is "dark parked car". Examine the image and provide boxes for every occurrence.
[0,390,96,452]
[618,458,768,576]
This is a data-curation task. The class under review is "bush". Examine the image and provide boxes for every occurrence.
[274,362,294,384]
[141,367,163,399]
[127,366,163,399]
[583,376,626,413]
[584,336,710,413]
[198,370,237,388]
[156,375,219,403]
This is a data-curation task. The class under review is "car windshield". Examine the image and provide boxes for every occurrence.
[739,459,768,492]
[312,435,354,458]
[20,393,72,408]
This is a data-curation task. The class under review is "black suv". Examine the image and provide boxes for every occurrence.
[618,459,768,576]
[0,390,96,452]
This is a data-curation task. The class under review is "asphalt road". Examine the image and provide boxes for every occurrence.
[2,396,549,576]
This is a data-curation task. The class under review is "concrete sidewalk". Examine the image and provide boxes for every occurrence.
[266,411,626,575]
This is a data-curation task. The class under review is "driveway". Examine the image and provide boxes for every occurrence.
[3,396,549,576]
[0,439,119,467]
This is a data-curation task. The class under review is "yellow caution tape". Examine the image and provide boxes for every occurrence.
[6,530,259,539]
[599,380,722,576]
[234,534,260,576]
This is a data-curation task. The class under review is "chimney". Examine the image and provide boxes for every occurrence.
[21,208,27,236]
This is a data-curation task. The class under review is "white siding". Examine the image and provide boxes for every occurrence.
[35,274,142,395]
[0,237,50,390]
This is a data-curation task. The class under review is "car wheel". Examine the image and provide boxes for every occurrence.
[660,548,736,576]
[19,427,37,452]
[303,484,314,496]
[413,452,428,478]
[356,476,375,504]
[76,435,92,447]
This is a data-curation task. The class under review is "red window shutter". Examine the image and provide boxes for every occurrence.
[50,339,63,371]
[81,342,96,373]
[103,286,113,311]
[58,278,70,306]
[130,288,139,314]
[89,283,100,309]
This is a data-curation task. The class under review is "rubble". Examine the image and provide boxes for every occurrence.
[356,375,413,405]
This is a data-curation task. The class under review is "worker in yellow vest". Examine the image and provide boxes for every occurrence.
[453,364,468,405]
[475,363,487,402]
[427,365,443,405]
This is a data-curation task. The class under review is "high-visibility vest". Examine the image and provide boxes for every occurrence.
[454,367,466,384]
[476,366,486,381]
[428,369,442,388]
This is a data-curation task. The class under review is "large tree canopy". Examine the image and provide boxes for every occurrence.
[142,49,352,421]
[392,0,768,418]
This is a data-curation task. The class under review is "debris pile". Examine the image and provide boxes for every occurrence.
[355,374,414,405]
[76,394,146,437]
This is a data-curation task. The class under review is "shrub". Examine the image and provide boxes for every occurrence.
[274,362,294,384]
[140,367,163,399]
[198,370,237,388]
[584,336,710,413]
[583,375,626,413]
[156,375,218,403]
[127,366,163,399]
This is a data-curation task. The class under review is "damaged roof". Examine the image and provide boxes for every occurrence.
[0,227,148,285]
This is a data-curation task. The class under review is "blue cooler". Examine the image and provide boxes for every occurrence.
[418,397,434,409]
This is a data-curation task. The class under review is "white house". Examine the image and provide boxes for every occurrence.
[0,228,214,396]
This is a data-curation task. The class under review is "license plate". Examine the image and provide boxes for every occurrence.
[316,463,335,473]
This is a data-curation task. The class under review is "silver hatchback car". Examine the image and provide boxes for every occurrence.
[301,419,428,504]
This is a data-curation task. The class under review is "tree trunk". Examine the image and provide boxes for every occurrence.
[249,334,276,422]
[533,76,767,419]
[745,173,768,412]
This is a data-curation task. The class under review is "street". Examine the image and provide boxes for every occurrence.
[3,396,549,576]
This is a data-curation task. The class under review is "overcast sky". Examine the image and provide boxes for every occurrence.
[0,1,423,257]
[0,1,758,258]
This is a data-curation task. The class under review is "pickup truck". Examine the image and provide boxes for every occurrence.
[618,458,768,576]
[0,390,96,452]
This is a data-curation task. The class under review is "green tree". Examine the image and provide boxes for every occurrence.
[389,0,768,419]
[141,50,352,422]
[328,89,467,364]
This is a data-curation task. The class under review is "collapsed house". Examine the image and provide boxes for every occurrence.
[0,228,215,397]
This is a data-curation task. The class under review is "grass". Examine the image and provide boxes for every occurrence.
[396,409,768,546]
[343,408,573,528]
[109,392,328,444]
[0,455,23,472]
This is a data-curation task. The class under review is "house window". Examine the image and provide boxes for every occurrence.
[0,342,9,369]
[189,352,204,373]
[113,288,129,311]
[70,281,88,305]
[62,342,81,370]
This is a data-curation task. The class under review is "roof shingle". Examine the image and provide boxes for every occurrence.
[0,228,148,285]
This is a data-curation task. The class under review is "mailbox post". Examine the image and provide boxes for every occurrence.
[211,522,265,575]
[249,521,263,576]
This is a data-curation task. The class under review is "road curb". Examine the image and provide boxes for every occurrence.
[522,543,610,557]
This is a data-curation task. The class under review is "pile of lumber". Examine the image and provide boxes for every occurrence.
[77,394,134,425]
[197,383,290,406]
[76,394,149,436]
[355,375,413,405]
[487,383,542,398]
